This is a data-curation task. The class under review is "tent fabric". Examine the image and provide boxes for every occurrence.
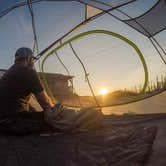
[0,115,158,166]
[0,1,85,68]
[124,0,166,37]
[0,0,165,39]
[0,0,26,13]
[80,0,135,10]
[0,0,165,108]
[0,0,132,16]
[86,5,103,19]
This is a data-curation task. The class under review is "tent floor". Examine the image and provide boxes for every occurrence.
[0,113,166,166]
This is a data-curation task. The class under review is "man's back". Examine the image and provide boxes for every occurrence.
[0,63,43,119]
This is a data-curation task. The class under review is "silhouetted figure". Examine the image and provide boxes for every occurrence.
[0,47,62,135]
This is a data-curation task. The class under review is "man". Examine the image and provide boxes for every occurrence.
[0,47,63,135]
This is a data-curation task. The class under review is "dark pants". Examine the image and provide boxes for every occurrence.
[0,111,53,136]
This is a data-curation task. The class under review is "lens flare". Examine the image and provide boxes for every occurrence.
[99,88,108,96]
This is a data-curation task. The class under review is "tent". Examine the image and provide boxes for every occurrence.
[0,0,165,112]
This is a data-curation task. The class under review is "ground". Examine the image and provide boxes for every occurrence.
[0,113,166,166]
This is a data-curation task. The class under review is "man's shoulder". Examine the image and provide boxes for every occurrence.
[5,64,37,80]
[12,64,36,73]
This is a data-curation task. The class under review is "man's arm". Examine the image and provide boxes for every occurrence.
[35,90,54,111]
[25,68,55,111]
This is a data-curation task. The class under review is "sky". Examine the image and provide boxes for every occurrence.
[0,0,165,96]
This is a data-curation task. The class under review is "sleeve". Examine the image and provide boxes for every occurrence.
[26,68,44,95]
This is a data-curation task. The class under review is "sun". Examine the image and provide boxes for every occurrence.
[99,88,109,96]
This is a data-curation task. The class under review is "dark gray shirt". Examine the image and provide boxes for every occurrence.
[0,63,43,119]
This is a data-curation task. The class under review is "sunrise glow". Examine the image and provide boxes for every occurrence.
[99,88,109,96]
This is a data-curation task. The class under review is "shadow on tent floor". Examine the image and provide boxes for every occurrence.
[1,113,166,166]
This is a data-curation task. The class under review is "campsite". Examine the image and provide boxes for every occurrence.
[0,0,166,166]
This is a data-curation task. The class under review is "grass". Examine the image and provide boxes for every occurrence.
[116,74,166,97]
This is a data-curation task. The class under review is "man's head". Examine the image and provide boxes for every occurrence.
[15,47,37,67]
